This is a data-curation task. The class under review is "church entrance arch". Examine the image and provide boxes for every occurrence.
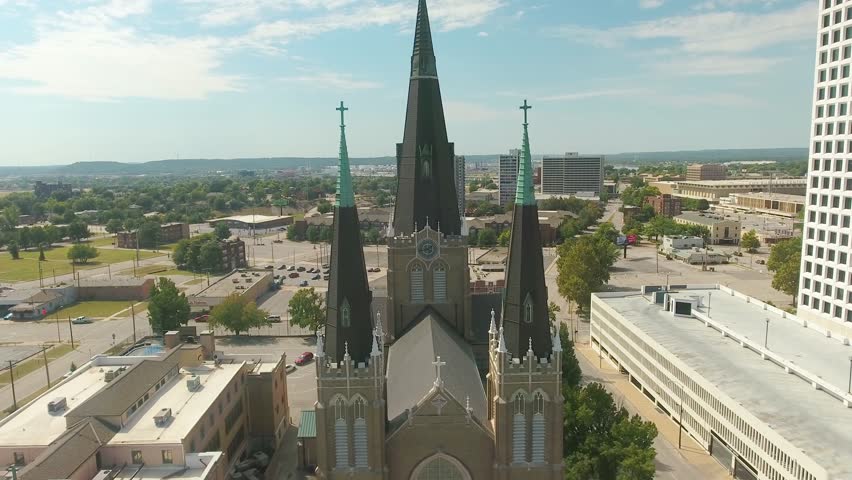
[410,453,471,480]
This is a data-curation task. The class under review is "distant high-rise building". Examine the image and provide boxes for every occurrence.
[798,0,852,329]
[498,149,520,207]
[541,153,604,196]
[686,163,727,181]
[454,155,465,217]
[533,165,542,185]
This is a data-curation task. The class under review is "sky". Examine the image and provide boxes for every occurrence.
[0,0,820,166]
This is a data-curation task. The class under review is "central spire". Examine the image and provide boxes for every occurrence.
[392,0,461,237]
[515,100,535,206]
[335,101,355,208]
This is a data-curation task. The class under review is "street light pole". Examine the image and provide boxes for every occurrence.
[764,318,770,350]
[847,356,852,395]
[42,346,50,388]
[68,316,75,350]
[131,303,137,344]
[8,360,16,411]
[707,292,712,318]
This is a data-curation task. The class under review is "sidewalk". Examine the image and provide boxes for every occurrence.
[575,344,730,480]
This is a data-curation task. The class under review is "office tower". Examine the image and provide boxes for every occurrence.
[541,153,604,196]
[798,0,852,328]
[499,149,520,207]
[686,163,727,181]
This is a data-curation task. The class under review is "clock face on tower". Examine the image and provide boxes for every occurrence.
[418,238,438,260]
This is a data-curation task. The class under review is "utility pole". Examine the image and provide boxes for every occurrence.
[42,346,50,388]
[271,241,275,265]
[376,243,380,269]
[55,309,61,343]
[131,303,137,344]
[68,316,75,350]
[678,398,684,449]
[8,360,16,411]
[108,264,111,280]
[764,318,770,350]
[38,261,43,288]
[707,292,712,318]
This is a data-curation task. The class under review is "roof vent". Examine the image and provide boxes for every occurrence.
[187,375,201,391]
[153,408,172,426]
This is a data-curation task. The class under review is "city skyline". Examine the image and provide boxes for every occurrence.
[0,0,819,166]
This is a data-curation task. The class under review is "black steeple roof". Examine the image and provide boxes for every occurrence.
[502,101,552,358]
[392,0,461,237]
[325,103,373,364]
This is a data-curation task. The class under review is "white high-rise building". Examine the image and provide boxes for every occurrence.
[498,149,520,207]
[541,153,604,196]
[798,0,852,335]
[454,155,465,217]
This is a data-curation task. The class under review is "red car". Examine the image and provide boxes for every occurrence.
[194,314,209,323]
[295,351,314,366]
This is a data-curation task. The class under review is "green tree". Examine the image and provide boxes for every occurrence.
[767,237,802,298]
[498,230,511,247]
[317,200,333,214]
[105,219,124,235]
[563,383,658,480]
[557,235,619,314]
[208,293,270,335]
[66,244,99,264]
[8,241,19,260]
[548,301,561,327]
[198,240,223,273]
[137,220,161,249]
[306,226,321,243]
[287,225,304,242]
[147,278,190,333]
[43,225,60,246]
[213,222,232,241]
[364,227,381,245]
[468,181,479,193]
[595,222,619,244]
[288,287,326,335]
[477,228,497,247]
[559,323,582,390]
[38,245,45,261]
[67,221,90,243]
[741,229,760,253]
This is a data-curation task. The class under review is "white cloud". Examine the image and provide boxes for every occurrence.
[444,100,501,122]
[280,71,382,90]
[537,89,645,102]
[0,0,241,101]
[477,31,489,37]
[639,0,665,9]
[548,2,814,76]
[693,0,779,11]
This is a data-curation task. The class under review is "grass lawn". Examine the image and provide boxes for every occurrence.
[117,265,190,277]
[0,343,75,385]
[52,301,138,319]
[88,236,116,247]
[0,244,160,282]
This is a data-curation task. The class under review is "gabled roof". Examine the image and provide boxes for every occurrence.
[67,347,180,419]
[19,417,116,480]
[386,313,487,423]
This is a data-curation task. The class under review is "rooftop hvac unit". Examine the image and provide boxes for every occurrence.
[153,408,172,426]
[47,397,67,413]
[187,375,201,391]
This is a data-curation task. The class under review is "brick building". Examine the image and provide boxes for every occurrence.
[647,194,683,217]
[686,163,727,181]
[116,223,190,249]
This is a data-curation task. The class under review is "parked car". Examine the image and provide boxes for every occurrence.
[2,312,12,320]
[287,265,296,271]
[194,314,209,323]
[323,275,330,281]
[285,364,296,373]
[267,315,282,323]
[273,239,284,244]
[277,264,287,270]
[299,280,309,287]
[288,272,300,279]
[71,316,93,324]
[264,265,274,270]
[322,264,329,269]
[756,259,766,265]
[312,274,321,280]
[295,351,314,366]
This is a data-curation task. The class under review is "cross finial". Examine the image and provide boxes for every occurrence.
[432,355,446,387]
[344,341,350,358]
[336,101,348,128]
[520,99,532,126]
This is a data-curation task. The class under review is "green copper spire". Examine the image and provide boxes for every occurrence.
[336,101,355,208]
[515,99,535,206]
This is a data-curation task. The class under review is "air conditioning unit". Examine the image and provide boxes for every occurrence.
[187,375,201,391]
[105,371,116,382]
[47,397,67,413]
[153,408,172,426]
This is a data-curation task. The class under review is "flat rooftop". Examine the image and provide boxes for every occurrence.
[194,271,270,299]
[597,287,852,478]
[109,363,243,445]
[677,178,806,187]
[0,362,134,447]
[209,215,290,224]
[113,452,222,480]
[732,192,806,202]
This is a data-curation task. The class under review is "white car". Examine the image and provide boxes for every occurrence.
[285,364,296,374]
[3,312,12,320]
[71,316,93,324]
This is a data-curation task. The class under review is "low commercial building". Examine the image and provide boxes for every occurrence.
[208,215,293,231]
[464,210,574,245]
[647,194,682,217]
[0,345,249,479]
[117,223,190,249]
[673,179,807,202]
[591,285,852,480]
[661,235,704,252]
[669,249,728,265]
[34,181,72,198]
[674,212,740,245]
[729,193,806,218]
[686,163,727,181]
[189,271,273,311]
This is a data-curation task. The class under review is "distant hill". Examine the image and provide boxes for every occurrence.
[0,148,807,177]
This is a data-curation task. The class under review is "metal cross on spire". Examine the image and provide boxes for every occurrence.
[337,101,348,128]
[520,99,532,126]
[433,355,446,387]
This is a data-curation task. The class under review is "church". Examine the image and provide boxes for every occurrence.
[312,1,564,478]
